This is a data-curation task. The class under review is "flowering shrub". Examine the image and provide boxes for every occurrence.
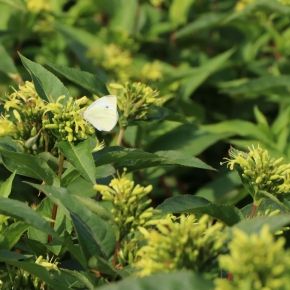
[1,1,290,289]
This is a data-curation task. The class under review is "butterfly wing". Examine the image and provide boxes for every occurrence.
[83,95,118,131]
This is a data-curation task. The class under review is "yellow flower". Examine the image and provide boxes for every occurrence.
[278,0,290,5]
[235,0,255,12]
[94,173,154,239]
[0,118,16,137]
[109,82,165,126]
[141,61,163,81]
[43,96,95,142]
[87,44,132,81]
[223,145,290,200]
[135,214,225,277]
[26,0,51,13]
[215,226,290,290]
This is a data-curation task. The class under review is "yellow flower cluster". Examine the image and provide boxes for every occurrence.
[0,82,96,152]
[94,173,154,239]
[278,0,290,5]
[109,82,164,126]
[43,96,95,142]
[26,0,51,13]
[215,226,290,290]
[135,214,225,277]
[235,0,255,12]
[141,61,163,82]
[0,118,16,137]
[223,145,290,200]
[1,81,47,152]
[149,0,165,7]
[87,44,132,81]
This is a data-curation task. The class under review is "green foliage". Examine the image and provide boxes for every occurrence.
[1,0,290,289]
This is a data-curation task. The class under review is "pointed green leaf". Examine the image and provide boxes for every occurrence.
[0,171,15,198]
[0,150,55,184]
[30,183,116,260]
[0,197,56,236]
[93,147,214,171]
[46,62,109,95]
[232,214,290,234]
[181,50,233,99]
[58,139,96,184]
[0,222,28,249]
[19,53,70,103]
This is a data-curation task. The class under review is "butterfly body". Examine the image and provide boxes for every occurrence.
[83,95,118,131]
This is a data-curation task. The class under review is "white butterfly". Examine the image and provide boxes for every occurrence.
[83,95,118,132]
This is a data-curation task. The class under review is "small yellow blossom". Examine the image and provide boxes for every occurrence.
[0,118,16,137]
[141,61,163,81]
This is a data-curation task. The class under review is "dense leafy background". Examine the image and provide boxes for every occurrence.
[1,0,290,289]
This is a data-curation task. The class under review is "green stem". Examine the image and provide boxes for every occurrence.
[48,153,64,243]
[249,203,258,218]
[116,127,126,146]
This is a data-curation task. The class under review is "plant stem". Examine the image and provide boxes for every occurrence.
[48,153,64,243]
[44,130,49,152]
[249,203,258,218]
[117,127,126,146]
[112,240,121,267]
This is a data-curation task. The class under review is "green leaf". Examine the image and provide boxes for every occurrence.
[175,12,227,40]
[0,197,56,236]
[3,258,86,290]
[0,222,28,249]
[202,120,270,144]
[157,195,243,226]
[0,249,28,261]
[0,150,55,184]
[58,139,96,184]
[0,136,21,152]
[28,197,72,254]
[232,214,290,234]
[219,75,290,98]
[147,124,231,156]
[271,106,290,135]
[169,0,195,26]
[110,0,138,34]
[96,270,213,290]
[31,183,116,260]
[46,62,109,96]
[19,53,70,103]
[0,44,18,77]
[180,50,233,99]
[195,171,245,205]
[0,171,15,197]
[93,147,214,171]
